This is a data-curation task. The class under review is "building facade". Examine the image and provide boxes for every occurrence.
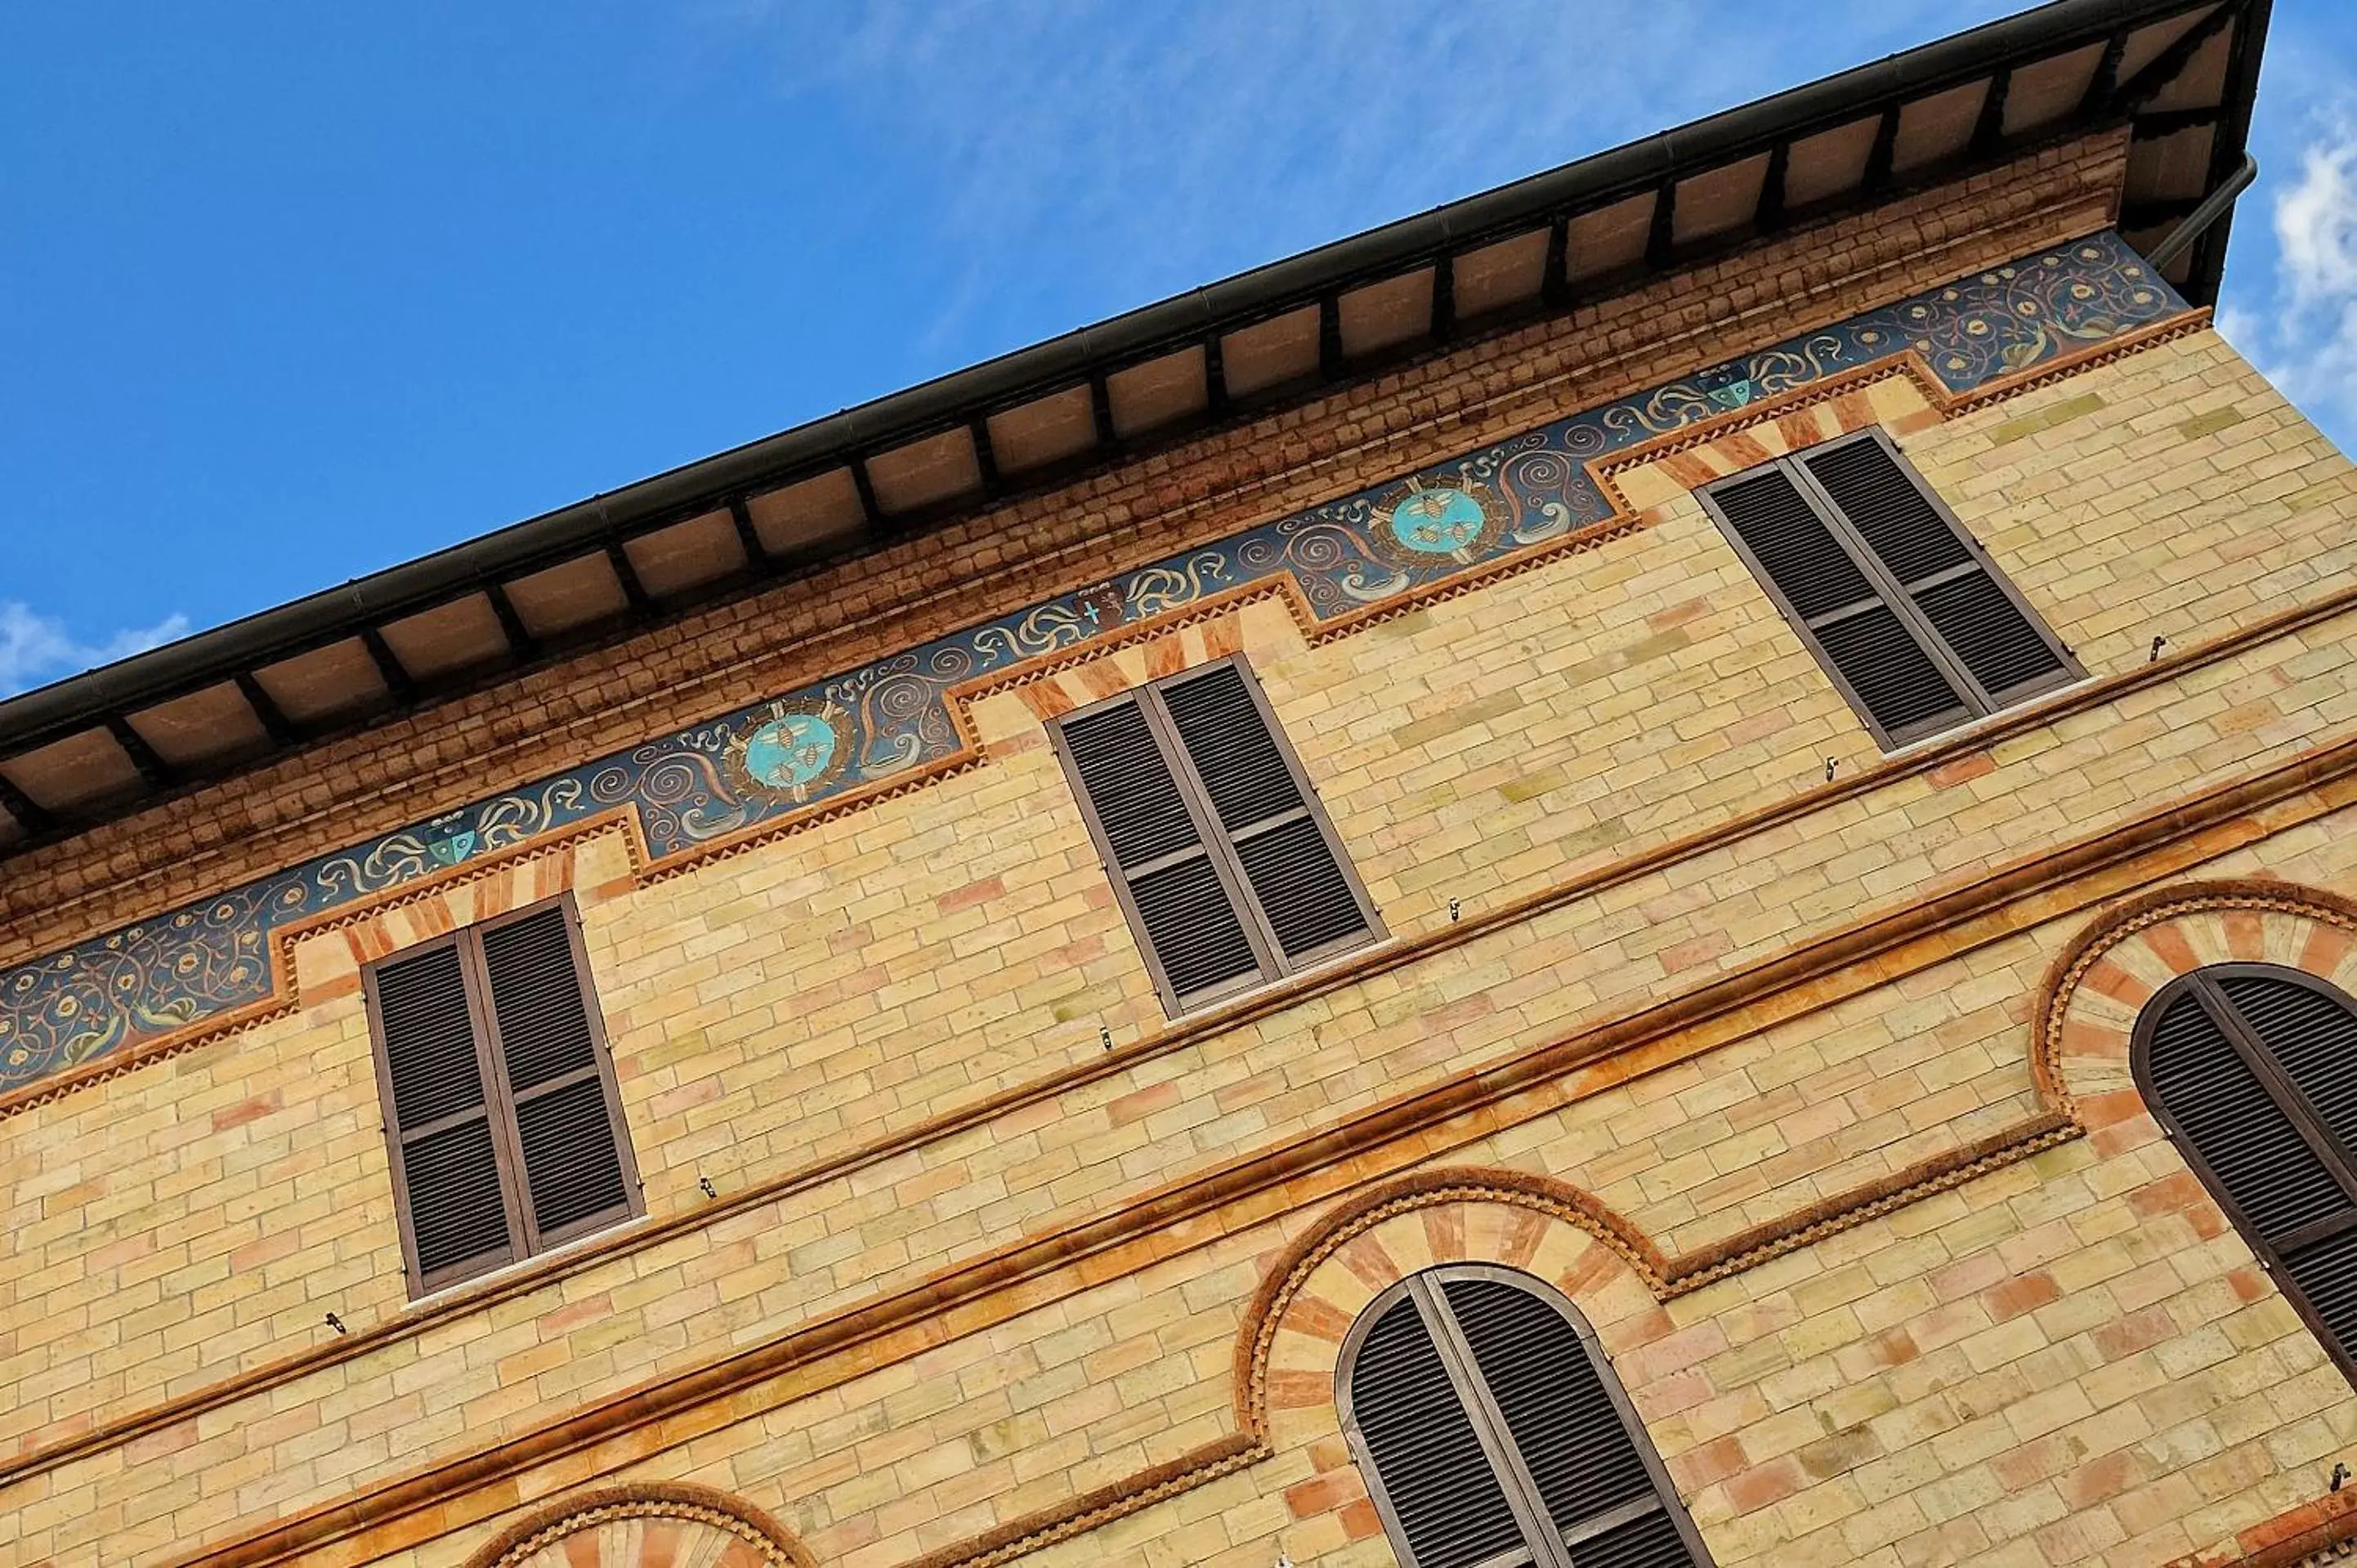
[6,2,2350,1566]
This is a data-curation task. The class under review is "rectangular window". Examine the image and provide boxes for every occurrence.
[362,894,641,1296]
[1049,654,1383,1016]
[1696,428,2082,749]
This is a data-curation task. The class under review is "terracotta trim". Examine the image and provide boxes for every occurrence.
[1948,308,2214,412]
[2030,879,2357,1106]
[1665,1110,2083,1289]
[2160,1487,2357,1567]
[0,810,646,1121]
[899,1434,1265,1568]
[0,146,2134,983]
[462,1480,816,1568]
[21,578,2357,1503]
[163,721,2357,1568]
[1591,355,1947,482]
[1583,310,2208,509]
[8,440,2341,1140]
[1232,1165,1669,1437]
[0,288,2203,1119]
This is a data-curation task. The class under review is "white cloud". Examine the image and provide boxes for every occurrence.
[713,0,2015,349]
[2216,116,2357,433]
[0,603,190,699]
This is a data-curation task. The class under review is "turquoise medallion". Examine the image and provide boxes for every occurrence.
[1386,487,1487,555]
[738,709,844,800]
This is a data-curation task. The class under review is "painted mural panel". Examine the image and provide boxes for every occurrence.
[0,233,2186,1096]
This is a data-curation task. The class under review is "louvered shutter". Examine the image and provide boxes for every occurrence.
[1797,436,2073,708]
[1703,466,1972,746]
[2140,967,2357,1387]
[1344,1269,1715,1568]
[478,905,635,1246]
[1348,1294,1534,1568]
[1158,663,1377,966]
[1700,432,2079,749]
[1053,657,1380,1016]
[1440,1278,1685,1563]
[365,896,638,1296]
[369,941,520,1288]
[2143,989,2350,1237]
[1058,696,1266,1009]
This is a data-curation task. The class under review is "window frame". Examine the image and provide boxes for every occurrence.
[1336,1262,1715,1568]
[2131,962,2357,1391]
[1046,652,1384,1017]
[360,891,643,1298]
[1694,427,2083,750]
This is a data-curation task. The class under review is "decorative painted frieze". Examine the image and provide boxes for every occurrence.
[0,233,2187,1097]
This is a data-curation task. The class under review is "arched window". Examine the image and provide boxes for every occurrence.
[1337,1264,1713,1568]
[2134,963,2357,1385]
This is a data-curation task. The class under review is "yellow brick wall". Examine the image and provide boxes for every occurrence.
[314,811,2357,1568]
[5,316,2357,1568]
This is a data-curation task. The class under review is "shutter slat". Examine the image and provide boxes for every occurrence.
[1161,665,1374,965]
[402,1116,514,1277]
[2145,989,2351,1240]
[1062,693,1271,1003]
[1442,1278,1658,1541]
[481,908,599,1092]
[512,1076,631,1234]
[1802,439,1970,583]
[1161,665,1306,830]
[1569,1507,1693,1568]
[1062,703,1204,869]
[1352,1297,1530,1568]
[1910,571,2068,699]
[2221,976,2357,1151]
[1708,466,1972,742]
[2284,1226,2357,1356]
[1234,815,1369,959]
[376,945,487,1130]
[479,907,630,1238]
[1128,855,1263,1001]
[1711,469,1879,620]
[1812,603,1975,739]
[1802,438,2067,704]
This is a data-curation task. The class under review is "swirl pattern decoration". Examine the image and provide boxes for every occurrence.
[0,233,2187,1097]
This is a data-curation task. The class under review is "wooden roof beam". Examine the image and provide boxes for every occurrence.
[235,672,301,748]
[0,771,56,836]
[360,626,419,699]
[2113,2,2242,115]
[105,716,174,789]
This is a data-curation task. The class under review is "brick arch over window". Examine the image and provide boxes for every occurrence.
[2033,879,2357,1121]
[1233,1166,1670,1450]
[462,1481,816,1568]
[1339,1265,1715,1567]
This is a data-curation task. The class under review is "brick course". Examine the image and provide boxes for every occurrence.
[5,127,2357,1568]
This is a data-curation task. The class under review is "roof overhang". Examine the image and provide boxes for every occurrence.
[0,0,2270,855]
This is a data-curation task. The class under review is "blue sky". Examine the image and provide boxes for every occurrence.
[2,2,2353,696]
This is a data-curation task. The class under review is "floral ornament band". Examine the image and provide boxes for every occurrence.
[0,233,2187,1095]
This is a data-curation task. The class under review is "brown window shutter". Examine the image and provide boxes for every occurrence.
[1156,661,1379,967]
[1056,693,1269,1011]
[1796,435,2076,709]
[1702,463,1974,747]
[1051,654,1381,1018]
[476,903,638,1249]
[2136,966,2357,1391]
[364,894,639,1297]
[1700,430,2080,749]
[1345,1293,1531,1568]
[366,939,522,1292]
[1340,1266,1715,1568]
